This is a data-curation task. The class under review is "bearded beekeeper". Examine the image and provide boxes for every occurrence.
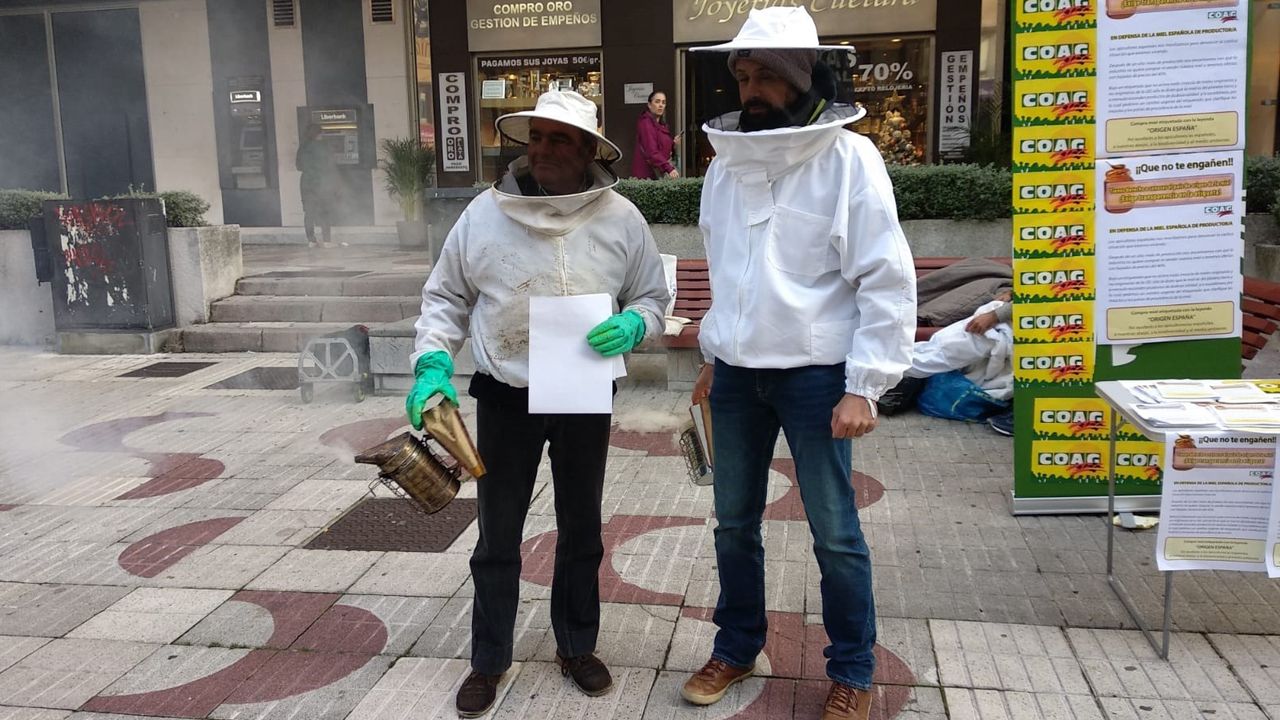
[680,8,916,720]
[405,90,669,718]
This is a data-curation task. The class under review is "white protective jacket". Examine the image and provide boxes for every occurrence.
[698,106,917,400]
[412,158,670,388]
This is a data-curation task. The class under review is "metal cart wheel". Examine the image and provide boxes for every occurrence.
[300,383,315,404]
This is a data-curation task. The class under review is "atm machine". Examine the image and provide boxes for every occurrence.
[297,105,376,170]
[227,78,269,190]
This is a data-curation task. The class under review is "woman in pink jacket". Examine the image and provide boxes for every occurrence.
[631,91,679,179]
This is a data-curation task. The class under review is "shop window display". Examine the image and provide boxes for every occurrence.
[475,52,603,183]
[682,35,932,175]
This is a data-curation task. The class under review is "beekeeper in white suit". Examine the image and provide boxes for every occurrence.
[405,89,669,718]
[681,8,916,720]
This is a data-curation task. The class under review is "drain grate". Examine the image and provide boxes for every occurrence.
[252,270,366,278]
[120,361,216,378]
[306,497,477,552]
[205,366,300,390]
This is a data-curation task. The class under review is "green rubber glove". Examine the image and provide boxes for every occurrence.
[586,309,647,357]
[404,351,458,430]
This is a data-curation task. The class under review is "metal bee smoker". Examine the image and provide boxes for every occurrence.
[679,400,714,486]
[354,401,486,513]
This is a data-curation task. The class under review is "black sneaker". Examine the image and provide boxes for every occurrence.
[988,410,1014,437]
[456,670,501,717]
[555,652,613,696]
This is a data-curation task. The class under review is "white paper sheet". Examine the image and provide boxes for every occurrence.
[528,294,615,414]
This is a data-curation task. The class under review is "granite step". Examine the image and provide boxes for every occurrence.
[209,295,420,324]
[235,273,427,297]
[177,322,363,353]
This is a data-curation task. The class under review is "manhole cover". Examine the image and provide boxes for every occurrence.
[120,361,216,378]
[205,366,299,390]
[252,270,367,278]
[306,497,477,552]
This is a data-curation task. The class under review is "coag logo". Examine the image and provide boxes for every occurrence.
[1019,137,1088,166]
[1039,409,1105,435]
[1020,223,1088,251]
[1021,42,1091,71]
[1205,205,1234,217]
[1019,354,1088,381]
[1019,268,1088,297]
[1208,10,1237,22]
[1116,452,1162,480]
[1020,90,1090,119]
[1019,313,1087,340]
[1022,0,1093,22]
[1019,183,1088,210]
[1037,449,1104,477]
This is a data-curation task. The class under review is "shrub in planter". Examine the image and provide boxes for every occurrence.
[0,189,68,230]
[103,188,210,227]
[615,164,1013,224]
[1247,155,1280,215]
[1274,189,1280,226]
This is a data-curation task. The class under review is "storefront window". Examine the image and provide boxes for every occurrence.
[474,52,603,183]
[413,0,436,186]
[843,36,932,166]
[681,35,933,175]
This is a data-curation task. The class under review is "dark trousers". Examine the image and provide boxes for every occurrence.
[468,373,611,675]
[300,187,331,244]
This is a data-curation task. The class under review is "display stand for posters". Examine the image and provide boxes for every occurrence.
[1095,381,1179,658]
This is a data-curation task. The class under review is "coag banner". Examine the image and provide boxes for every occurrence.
[1010,0,1248,513]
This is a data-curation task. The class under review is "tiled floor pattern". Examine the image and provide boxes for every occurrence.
[4,346,1280,718]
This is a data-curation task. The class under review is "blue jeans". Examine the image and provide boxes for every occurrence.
[709,360,876,689]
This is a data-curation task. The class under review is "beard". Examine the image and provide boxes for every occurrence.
[737,99,793,132]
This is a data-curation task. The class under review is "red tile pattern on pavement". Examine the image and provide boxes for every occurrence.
[764,459,885,521]
[82,592,387,716]
[114,453,225,500]
[0,504,16,511]
[521,514,707,606]
[319,417,409,455]
[117,517,245,577]
[231,591,342,648]
[60,411,215,453]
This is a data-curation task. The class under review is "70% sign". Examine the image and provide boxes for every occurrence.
[857,62,914,83]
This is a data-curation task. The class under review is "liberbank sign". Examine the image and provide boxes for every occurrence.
[467,0,601,51]
[674,0,937,43]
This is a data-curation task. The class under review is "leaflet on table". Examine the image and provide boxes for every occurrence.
[1156,431,1274,573]
[1097,1,1247,158]
[1094,151,1244,345]
[1122,380,1275,404]
[1211,405,1280,430]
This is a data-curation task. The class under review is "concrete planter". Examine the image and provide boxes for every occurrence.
[0,229,55,346]
[1245,214,1280,281]
[167,225,243,327]
[0,225,242,349]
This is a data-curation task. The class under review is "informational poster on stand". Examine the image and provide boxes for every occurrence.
[1157,432,1273,573]
[1094,151,1244,344]
[1097,0,1247,157]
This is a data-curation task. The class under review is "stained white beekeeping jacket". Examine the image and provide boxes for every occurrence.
[698,105,917,400]
[412,157,670,388]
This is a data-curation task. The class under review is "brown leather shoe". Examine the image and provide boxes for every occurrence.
[680,657,755,706]
[555,652,613,696]
[821,682,872,720]
[455,670,501,718]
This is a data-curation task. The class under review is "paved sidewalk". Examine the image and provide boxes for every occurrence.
[1,347,1279,720]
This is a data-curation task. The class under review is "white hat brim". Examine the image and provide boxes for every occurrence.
[689,41,853,52]
[495,112,622,163]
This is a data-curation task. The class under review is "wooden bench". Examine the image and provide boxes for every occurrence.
[663,259,1280,389]
[1244,276,1280,368]
[661,256,1013,389]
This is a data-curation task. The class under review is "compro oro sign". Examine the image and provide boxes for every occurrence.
[467,0,601,51]
[673,0,937,43]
